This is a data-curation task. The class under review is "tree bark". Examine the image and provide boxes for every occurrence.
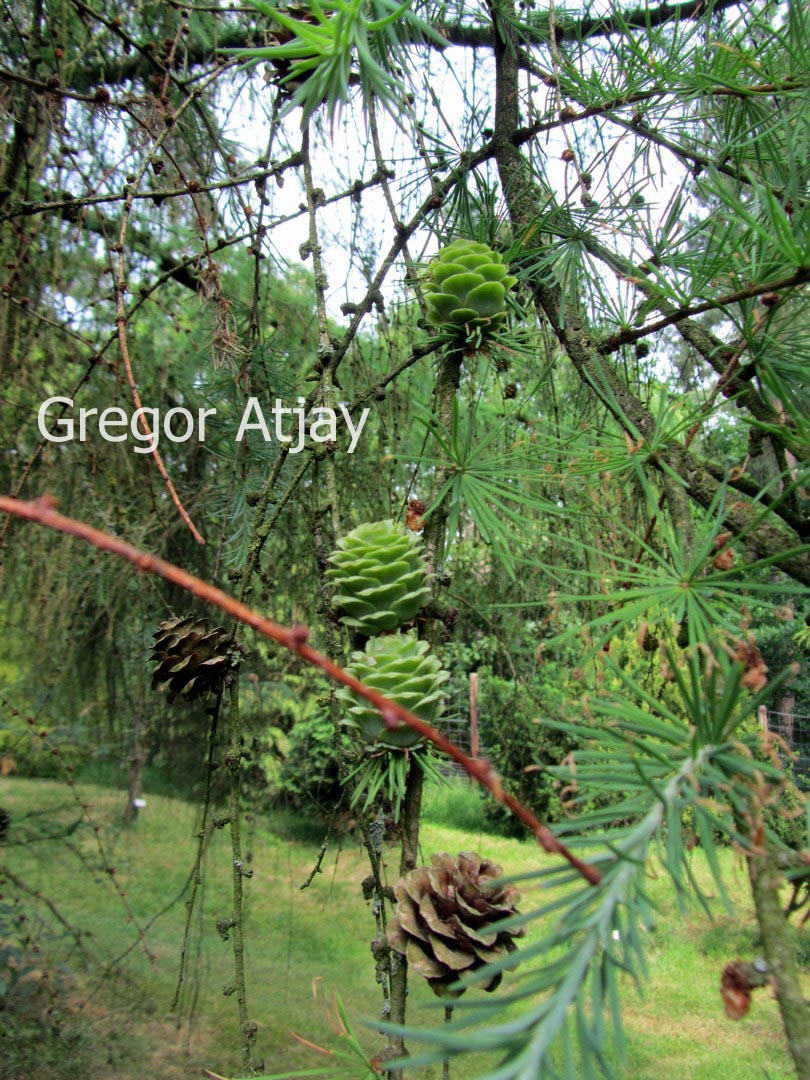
[747,843,810,1079]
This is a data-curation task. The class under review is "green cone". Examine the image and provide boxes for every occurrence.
[339,630,448,749]
[423,239,516,340]
[327,520,430,637]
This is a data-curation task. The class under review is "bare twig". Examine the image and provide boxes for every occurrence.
[0,863,99,966]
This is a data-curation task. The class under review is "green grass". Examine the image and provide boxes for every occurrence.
[0,776,806,1079]
[421,774,490,834]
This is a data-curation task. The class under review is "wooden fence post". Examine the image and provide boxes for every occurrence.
[470,671,479,760]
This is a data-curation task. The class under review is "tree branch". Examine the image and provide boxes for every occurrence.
[0,495,603,887]
[598,270,810,353]
[44,0,743,97]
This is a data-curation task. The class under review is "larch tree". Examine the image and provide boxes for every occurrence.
[0,0,808,1077]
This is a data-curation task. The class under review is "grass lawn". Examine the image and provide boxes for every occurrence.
[0,775,805,1079]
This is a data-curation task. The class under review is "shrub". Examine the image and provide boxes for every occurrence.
[273,710,344,816]
[0,727,86,781]
[475,667,576,837]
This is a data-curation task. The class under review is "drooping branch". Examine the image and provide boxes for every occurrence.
[0,494,602,887]
[443,0,743,46]
[110,67,234,546]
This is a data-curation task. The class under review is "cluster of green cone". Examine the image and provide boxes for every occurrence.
[422,239,516,341]
[328,519,447,751]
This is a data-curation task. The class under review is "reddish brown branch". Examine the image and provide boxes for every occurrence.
[114,313,205,545]
[0,495,602,887]
[110,72,234,547]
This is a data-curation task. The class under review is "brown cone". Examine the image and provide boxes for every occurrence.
[150,616,230,703]
[720,960,769,1020]
[387,851,523,998]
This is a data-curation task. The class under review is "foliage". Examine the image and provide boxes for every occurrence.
[474,667,576,837]
[273,710,343,816]
[763,763,810,852]
[232,0,445,125]
[237,669,344,815]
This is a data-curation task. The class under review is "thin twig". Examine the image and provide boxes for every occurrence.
[0,864,99,966]
[170,691,222,1012]
[111,68,234,545]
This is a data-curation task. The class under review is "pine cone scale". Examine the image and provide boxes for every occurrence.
[428,933,476,971]
[410,890,459,940]
[444,914,498,948]
[393,895,430,943]
[405,937,449,981]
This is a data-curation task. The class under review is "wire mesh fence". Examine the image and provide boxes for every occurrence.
[436,716,476,779]
[767,710,810,787]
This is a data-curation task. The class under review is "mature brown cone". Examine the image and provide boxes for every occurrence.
[150,616,230,703]
[387,851,523,998]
